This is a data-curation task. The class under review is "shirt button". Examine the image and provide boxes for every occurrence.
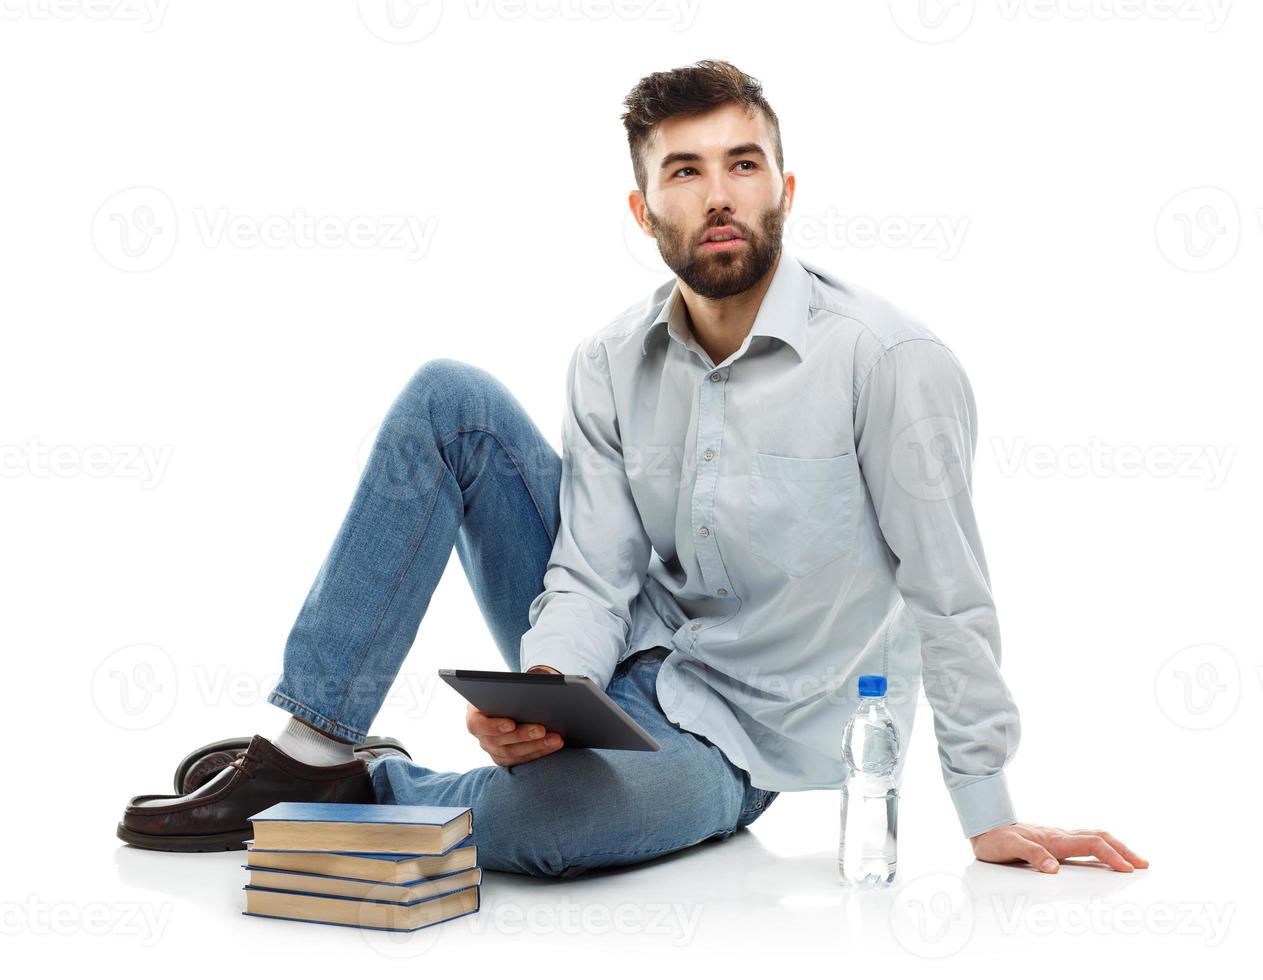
[698,526,710,537]
[717,588,728,596]
[702,449,715,461]
[690,623,701,631]
[709,371,721,381]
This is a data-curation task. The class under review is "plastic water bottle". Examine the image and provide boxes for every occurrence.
[839,674,899,887]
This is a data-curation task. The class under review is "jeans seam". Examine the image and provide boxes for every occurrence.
[439,425,555,544]
[331,454,447,721]
[267,690,367,743]
[330,420,551,726]
[564,831,732,871]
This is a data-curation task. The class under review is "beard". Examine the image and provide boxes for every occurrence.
[645,187,787,300]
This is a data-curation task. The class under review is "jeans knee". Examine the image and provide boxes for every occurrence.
[396,359,505,436]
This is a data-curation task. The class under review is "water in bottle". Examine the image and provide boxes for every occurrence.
[839,674,899,887]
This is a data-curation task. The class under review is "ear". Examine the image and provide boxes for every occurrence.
[628,189,656,238]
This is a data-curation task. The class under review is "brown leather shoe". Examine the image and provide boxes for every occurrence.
[117,734,377,853]
[174,735,411,795]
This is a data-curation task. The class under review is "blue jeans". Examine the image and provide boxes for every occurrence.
[266,359,778,879]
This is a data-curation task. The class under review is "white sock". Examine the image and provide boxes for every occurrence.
[271,716,357,766]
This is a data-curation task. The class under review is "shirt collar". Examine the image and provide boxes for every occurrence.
[640,250,812,361]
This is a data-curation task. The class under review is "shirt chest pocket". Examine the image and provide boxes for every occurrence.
[748,451,855,577]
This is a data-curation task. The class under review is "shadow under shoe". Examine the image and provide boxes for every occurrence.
[117,734,376,853]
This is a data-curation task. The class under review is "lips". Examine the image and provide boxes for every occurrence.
[700,226,746,252]
[700,227,743,244]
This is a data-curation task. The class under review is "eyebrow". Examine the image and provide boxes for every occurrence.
[658,142,768,174]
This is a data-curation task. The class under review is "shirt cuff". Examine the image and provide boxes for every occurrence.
[949,771,1018,839]
[519,643,607,690]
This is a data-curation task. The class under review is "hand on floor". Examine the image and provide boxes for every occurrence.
[971,821,1149,873]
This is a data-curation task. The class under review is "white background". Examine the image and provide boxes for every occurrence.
[2,0,1258,973]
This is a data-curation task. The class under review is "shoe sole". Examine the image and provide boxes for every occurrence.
[115,821,251,853]
[172,735,412,794]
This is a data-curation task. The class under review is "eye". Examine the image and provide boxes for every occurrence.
[673,167,697,178]
[735,160,757,172]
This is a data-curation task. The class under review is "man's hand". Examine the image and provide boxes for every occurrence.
[464,665,565,767]
[971,822,1149,873]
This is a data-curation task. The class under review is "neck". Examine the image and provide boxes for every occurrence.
[679,252,781,366]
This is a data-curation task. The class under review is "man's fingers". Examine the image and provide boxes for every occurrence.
[487,723,555,748]
[492,735,564,766]
[1015,838,1060,873]
[467,708,519,739]
[1055,834,1134,872]
[1070,830,1149,868]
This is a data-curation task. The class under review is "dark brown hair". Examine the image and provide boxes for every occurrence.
[620,59,784,196]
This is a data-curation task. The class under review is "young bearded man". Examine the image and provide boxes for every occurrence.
[118,59,1146,880]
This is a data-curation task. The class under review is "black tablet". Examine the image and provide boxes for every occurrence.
[437,668,661,751]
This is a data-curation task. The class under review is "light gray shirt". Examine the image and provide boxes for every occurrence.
[519,249,1020,839]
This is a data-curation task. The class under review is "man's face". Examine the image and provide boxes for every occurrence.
[636,102,792,301]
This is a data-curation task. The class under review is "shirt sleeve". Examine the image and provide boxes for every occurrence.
[853,338,1021,839]
[518,340,652,691]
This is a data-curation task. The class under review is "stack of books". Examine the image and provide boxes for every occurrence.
[241,802,481,933]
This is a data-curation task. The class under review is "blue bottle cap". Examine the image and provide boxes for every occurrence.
[858,675,887,697]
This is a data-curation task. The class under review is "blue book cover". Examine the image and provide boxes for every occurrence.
[240,863,482,890]
[248,802,471,826]
[245,831,475,859]
[242,882,481,933]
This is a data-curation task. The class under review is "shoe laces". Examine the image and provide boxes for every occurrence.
[227,750,258,779]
